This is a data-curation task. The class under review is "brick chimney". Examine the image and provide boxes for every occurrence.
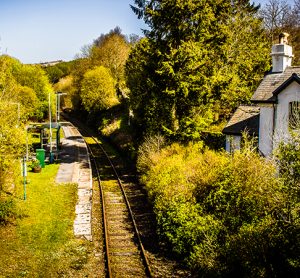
[271,32,293,73]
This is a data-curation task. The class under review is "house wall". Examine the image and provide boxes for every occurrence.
[225,135,241,152]
[259,105,274,157]
[274,81,300,148]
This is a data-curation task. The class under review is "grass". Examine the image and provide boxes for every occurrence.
[0,163,93,277]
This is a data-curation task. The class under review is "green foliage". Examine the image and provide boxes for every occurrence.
[70,28,131,112]
[43,60,75,84]
[0,55,18,98]
[80,66,119,112]
[15,85,40,120]
[137,134,167,173]
[273,133,300,274]
[12,63,52,102]
[0,101,27,189]
[0,55,53,121]
[127,0,270,139]
[0,199,16,224]
[90,27,130,82]
[0,55,53,206]
[0,100,26,151]
[138,141,299,276]
[54,75,76,109]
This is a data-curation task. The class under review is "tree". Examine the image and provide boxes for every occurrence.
[0,55,53,220]
[127,0,270,140]
[0,55,18,102]
[54,76,76,109]
[259,0,294,41]
[15,85,39,120]
[43,60,75,84]
[90,27,130,82]
[0,55,53,121]
[259,0,300,64]
[12,64,52,102]
[69,28,131,112]
[80,66,118,112]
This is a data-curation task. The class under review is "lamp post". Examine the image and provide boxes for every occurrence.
[49,92,54,163]
[55,91,67,123]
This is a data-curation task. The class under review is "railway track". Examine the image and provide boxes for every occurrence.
[61,114,193,277]
[78,129,152,277]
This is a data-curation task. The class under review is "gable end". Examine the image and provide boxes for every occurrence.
[272,73,300,97]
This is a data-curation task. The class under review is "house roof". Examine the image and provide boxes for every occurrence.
[251,67,300,103]
[222,106,260,136]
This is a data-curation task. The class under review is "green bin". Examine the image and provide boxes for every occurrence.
[36,149,46,168]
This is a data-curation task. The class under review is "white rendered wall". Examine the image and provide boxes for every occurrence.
[225,136,231,152]
[274,81,300,147]
[259,105,274,157]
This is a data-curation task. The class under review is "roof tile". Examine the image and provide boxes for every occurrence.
[223,106,260,135]
[251,67,300,102]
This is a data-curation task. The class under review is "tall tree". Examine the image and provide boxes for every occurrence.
[80,66,119,112]
[126,0,270,140]
[0,55,53,120]
[90,27,130,83]
[259,0,294,41]
[259,0,300,64]
[70,28,130,111]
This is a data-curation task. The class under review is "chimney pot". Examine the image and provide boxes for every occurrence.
[279,32,289,44]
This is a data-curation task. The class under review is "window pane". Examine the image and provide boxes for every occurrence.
[289,101,300,129]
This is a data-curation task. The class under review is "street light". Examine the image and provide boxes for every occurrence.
[55,91,67,122]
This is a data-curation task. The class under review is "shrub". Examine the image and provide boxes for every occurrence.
[139,141,299,276]
[137,134,167,173]
[0,199,16,224]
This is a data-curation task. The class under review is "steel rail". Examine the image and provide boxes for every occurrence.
[64,116,152,277]
[89,135,152,278]
[61,118,113,277]
[86,142,112,277]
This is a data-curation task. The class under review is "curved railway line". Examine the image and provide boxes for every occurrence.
[62,115,152,277]
[62,113,193,278]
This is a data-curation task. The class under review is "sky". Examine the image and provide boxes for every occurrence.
[0,0,296,64]
[0,0,147,64]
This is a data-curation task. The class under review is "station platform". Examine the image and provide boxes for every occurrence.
[55,122,93,241]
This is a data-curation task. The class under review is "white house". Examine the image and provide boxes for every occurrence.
[223,33,300,156]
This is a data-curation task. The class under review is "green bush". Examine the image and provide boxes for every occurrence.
[138,141,300,276]
[0,199,16,224]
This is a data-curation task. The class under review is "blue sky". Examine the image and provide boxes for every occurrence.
[0,0,295,64]
[0,0,147,63]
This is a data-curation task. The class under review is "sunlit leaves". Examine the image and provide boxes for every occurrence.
[0,55,53,194]
[127,0,270,139]
[90,31,130,82]
[138,140,298,275]
[80,66,119,112]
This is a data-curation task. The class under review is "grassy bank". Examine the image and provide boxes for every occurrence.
[0,163,92,277]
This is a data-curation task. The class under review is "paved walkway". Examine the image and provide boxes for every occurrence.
[56,123,93,241]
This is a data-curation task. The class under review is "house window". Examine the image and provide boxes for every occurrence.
[289,101,300,128]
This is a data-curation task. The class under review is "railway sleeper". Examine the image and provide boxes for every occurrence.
[109,239,138,247]
[111,269,146,278]
[110,255,144,265]
[109,232,135,237]
[111,251,140,256]
[106,214,129,220]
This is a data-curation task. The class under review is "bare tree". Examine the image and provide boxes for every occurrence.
[259,0,293,41]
